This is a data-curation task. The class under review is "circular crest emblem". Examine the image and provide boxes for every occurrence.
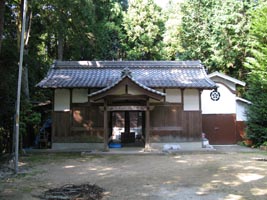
[210,90,220,101]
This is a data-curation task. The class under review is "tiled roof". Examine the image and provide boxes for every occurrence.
[36,60,216,89]
[89,70,166,99]
[208,71,246,86]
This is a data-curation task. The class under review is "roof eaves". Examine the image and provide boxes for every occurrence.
[89,74,166,99]
[208,71,246,86]
[236,97,252,105]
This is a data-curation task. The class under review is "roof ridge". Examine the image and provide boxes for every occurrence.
[54,60,203,68]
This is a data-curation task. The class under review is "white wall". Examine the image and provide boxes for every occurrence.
[184,89,200,111]
[201,83,236,114]
[166,89,182,103]
[211,77,236,92]
[54,89,70,111]
[236,101,248,121]
[72,89,88,103]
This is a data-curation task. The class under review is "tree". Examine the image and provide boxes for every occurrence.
[92,0,125,60]
[122,0,165,60]
[245,2,267,146]
[180,0,251,79]
[34,0,95,60]
[0,0,5,54]
[0,0,127,154]
[162,0,183,60]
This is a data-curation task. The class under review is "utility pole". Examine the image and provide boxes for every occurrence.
[14,0,27,174]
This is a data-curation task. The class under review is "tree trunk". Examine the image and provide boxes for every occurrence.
[57,32,64,60]
[22,9,32,101]
[0,0,6,54]
[22,64,30,99]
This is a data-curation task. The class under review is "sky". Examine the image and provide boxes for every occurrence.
[154,0,168,8]
[154,0,182,9]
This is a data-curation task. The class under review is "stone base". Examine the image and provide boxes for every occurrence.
[52,143,104,150]
[151,142,202,151]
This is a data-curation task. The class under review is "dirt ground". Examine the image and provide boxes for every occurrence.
[1,146,267,200]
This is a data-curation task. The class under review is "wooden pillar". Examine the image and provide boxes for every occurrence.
[103,99,109,151]
[145,99,150,151]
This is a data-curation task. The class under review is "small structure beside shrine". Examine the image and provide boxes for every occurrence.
[201,71,251,144]
[37,60,216,150]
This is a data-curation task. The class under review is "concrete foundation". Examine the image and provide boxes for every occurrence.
[52,143,104,150]
[151,142,203,151]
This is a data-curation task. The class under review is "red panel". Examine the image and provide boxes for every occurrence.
[202,114,237,144]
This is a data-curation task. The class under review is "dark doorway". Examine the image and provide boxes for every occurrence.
[110,111,144,147]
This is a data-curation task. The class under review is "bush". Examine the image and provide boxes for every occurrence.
[246,79,267,146]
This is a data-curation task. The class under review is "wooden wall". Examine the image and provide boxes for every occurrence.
[150,103,202,142]
[52,111,70,142]
[202,114,238,144]
[53,104,104,143]
[53,102,202,143]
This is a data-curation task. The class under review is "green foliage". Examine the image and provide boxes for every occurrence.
[0,0,125,154]
[262,141,267,147]
[19,101,41,136]
[33,0,95,60]
[162,0,183,60]
[180,0,252,78]
[245,2,267,146]
[121,0,165,60]
[245,79,267,146]
[92,0,125,60]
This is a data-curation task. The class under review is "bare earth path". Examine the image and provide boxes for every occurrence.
[1,147,267,200]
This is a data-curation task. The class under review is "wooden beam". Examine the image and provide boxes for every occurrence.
[107,105,147,111]
[145,99,150,151]
[199,89,202,111]
[103,99,109,151]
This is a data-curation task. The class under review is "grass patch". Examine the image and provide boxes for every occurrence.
[20,152,82,166]
[240,151,267,156]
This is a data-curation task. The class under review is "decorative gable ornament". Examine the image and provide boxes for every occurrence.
[121,67,132,78]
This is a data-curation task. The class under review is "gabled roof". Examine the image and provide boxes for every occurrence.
[36,60,216,89]
[89,68,165,101]
[208,71,246,86]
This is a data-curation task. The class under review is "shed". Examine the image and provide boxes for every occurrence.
[201,71,251,144]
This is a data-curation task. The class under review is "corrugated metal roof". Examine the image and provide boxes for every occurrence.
[36,60,216,89]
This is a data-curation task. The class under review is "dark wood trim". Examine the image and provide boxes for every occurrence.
[163,88,166,102]
[70,89,73,105]
[151,126,182,131]
[107,106,147,111]
[125,84,128,94]
[145,99,150,150]
[70,89,73,135]
[181,88,184,110]
[107,94,148,101]
[52,89,55,144]
[71,127,103,131]
[103,99,109,151]
[199,89,202,111]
